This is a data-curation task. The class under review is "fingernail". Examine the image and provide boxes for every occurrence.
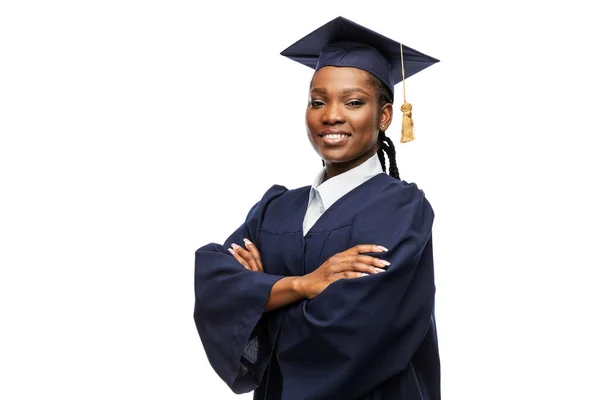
[360,273,369,277]
[243,238,253,246]
[227,248,235,255]
[374,268,386,273]
[376,246,388,252]
[379,260,391,267]
[231,243,240,249]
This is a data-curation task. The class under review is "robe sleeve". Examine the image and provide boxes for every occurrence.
[280,182,436,399]
[193,185,287,394]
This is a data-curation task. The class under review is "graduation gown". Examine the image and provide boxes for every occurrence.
[194,173,440,400]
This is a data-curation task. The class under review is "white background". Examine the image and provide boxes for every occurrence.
[1,0,599,399]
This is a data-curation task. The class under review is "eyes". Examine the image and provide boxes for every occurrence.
[309,99,365,108]
[347,100,365,107]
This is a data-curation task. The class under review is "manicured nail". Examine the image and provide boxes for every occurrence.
[231,243,240,249]
[374,268,386,273]
[243,238,253,246]
[376,246,388,252]
[378,260,391,267]
[360,273,369,277]
[227,248,235,255]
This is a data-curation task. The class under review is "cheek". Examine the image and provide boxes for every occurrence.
[351,109,379,136]
[305,112,319,146]
[305,109,313,127]
[305,110,320,134]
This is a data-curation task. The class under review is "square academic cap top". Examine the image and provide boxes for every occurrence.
[280,16,439,98]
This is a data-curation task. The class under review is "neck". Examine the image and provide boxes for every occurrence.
[324,147,378,180]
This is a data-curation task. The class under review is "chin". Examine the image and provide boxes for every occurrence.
[319,149,355,164]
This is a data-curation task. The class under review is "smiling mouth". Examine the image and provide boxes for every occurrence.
[318,131,351,145]
[320,133,350,139]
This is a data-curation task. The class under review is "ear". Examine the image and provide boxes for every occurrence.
[379,103,393,130]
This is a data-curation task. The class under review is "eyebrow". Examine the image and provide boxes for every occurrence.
[310,87,372,96]
[342,87,371,96]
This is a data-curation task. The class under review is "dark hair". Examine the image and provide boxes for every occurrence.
[366,74,400,180]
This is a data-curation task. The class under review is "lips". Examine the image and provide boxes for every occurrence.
[319,130,351,146]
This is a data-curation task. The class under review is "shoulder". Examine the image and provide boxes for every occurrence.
[351,174,434,231]
[257,184,310,206]
[372,174,432,211]
[349,175,434,247]
[248,184,288,214]
[247,184,310,217]
[244,184,310,234]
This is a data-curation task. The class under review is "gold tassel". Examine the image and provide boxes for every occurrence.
[400,101,414,143]
[399,43,415,143]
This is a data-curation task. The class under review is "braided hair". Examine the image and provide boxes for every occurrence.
[366,74,400,180]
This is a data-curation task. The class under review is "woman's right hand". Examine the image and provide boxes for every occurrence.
[299,244,390,300]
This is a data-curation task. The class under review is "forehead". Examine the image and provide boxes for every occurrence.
[310,66,374,91]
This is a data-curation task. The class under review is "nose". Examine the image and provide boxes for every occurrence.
[321,102,346,125]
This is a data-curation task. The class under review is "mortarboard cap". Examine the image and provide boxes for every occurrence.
[281,16,439,142]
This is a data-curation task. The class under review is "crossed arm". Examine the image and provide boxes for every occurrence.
[228,238,390,311]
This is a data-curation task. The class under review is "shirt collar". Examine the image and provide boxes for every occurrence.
[310,152,384,209]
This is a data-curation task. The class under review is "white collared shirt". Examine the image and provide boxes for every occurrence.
[302,152,384,235]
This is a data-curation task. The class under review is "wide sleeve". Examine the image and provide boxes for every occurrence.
[193,185,287,394]
[279,182,436,399]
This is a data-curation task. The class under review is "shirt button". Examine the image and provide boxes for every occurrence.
[319,206,325,213]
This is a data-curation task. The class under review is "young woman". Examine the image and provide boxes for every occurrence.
[194,17,440,400]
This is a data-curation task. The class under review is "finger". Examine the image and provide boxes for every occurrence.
[228,248,252,271]
[243,238,263,272]
[326,259,384,275]
[333,260,387,274]
[346,244,388,255]
[339,271,371,280]
[355,255,391,269]
[231,243,259,272]
[349,261,387,275]
[335,254,390,269]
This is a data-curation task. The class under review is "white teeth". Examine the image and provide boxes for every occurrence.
[324,134,348,139]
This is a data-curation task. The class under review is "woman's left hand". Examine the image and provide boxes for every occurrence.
[228,238,264,272]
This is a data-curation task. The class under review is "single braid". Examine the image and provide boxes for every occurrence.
[376,146,387,174]
[379,132,400,179]
[368,74,400,180]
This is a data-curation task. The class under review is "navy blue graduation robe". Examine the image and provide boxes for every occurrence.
[194,173,440,400]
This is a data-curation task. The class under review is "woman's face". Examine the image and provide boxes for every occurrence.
[306,66,392,174]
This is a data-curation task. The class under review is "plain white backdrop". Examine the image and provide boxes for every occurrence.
[1,1,599,399]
